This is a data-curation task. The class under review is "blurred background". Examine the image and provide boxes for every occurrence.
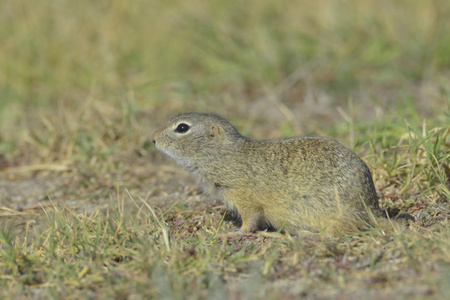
[1,0,449,164]
[0,3,448,298]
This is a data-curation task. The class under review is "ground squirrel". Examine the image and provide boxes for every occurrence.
[152,113,410,236]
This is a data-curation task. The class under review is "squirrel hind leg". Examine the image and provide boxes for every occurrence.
[320,217,370,236]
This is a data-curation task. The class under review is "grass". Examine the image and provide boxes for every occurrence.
[1,0,450,299]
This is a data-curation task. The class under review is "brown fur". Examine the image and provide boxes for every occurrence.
[152,113,407,236]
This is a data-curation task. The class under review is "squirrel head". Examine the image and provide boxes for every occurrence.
[152,113,244,168]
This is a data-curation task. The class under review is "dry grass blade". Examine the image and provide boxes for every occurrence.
[126,189,171,251]
[0,206,38,217]
[19,202,58,211]
[0,162,71,175]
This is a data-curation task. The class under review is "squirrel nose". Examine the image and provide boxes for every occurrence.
[151,130,159,144]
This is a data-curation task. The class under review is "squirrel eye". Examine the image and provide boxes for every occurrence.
[174,123,190,133]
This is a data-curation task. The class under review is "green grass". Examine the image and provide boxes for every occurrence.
[1,189,449,298]
[1,0,450,299]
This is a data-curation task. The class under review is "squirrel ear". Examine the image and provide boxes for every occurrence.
[209,125,220,138]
